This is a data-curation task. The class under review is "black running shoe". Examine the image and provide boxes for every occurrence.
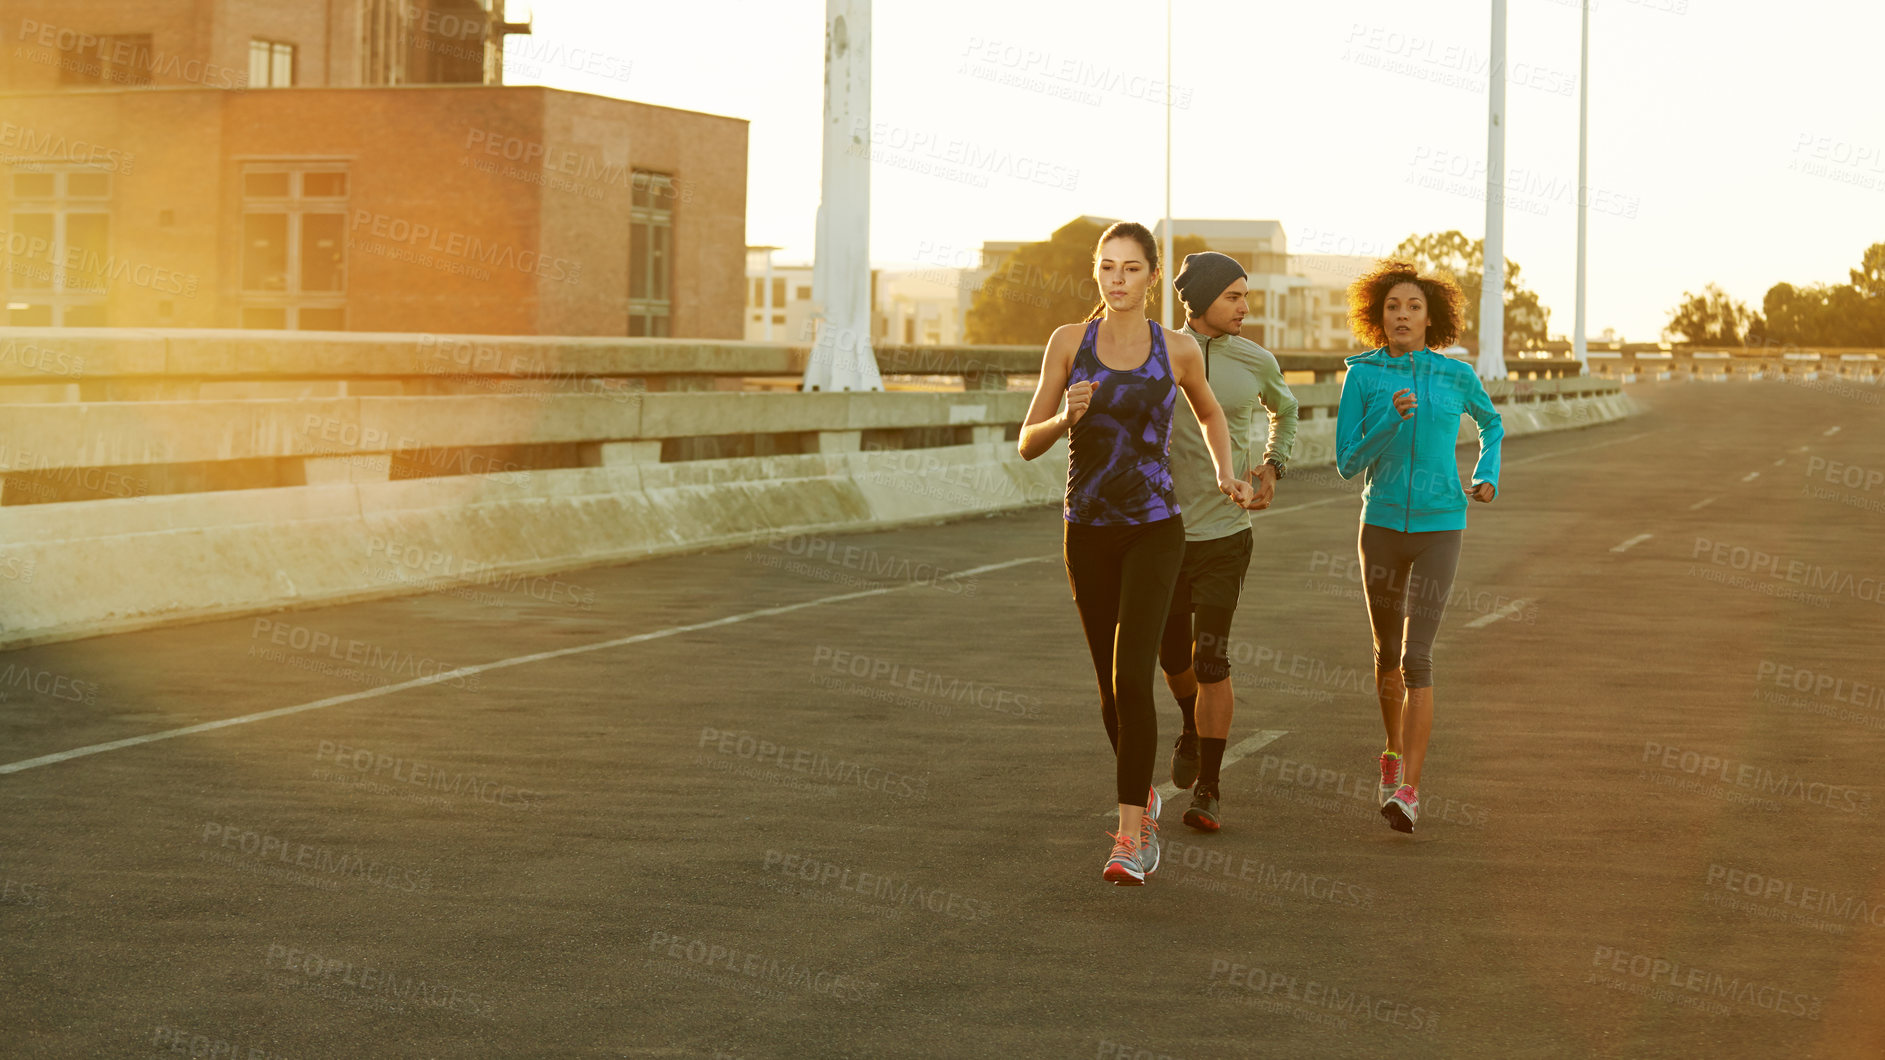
[1170,730,1200,790]
[1182,787,1221,832]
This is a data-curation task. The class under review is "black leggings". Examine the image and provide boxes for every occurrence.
[1358,524,1463,690]
[1064,516,1184,807]
[1157,581,1235,685]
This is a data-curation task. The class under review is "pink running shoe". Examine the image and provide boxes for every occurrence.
[1378,751,1404,808]
[1103,831,1147,885]
[1382,784,1419,834]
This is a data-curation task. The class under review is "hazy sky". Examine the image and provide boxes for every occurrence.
[506,1,1885,342]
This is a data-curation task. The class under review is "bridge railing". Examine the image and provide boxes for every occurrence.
[0,328,1640,647]
[0,329,1624,506]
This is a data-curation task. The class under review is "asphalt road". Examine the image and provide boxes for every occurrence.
[3,380,1881,1059]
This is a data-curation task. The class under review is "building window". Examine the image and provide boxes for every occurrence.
[58,33,153,86]
[249,40,296,87]
[750,278,763,307]
[5,168,112,326]
[628,171,674,337]
[1248,291,1266,317]
[240,162,347,329]
[795,285,810,301]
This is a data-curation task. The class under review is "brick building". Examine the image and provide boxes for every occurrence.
[0,0,747,336]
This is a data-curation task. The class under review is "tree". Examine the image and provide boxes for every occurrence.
[1664,283,1759,344]
[964,218,1207,345]
[1746,242,1885,347]
[1389,231,1551,352]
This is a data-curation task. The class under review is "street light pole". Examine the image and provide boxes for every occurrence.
[1573,0,1591,373]
[1162,0,1173,331]
[1477,0,1508,380]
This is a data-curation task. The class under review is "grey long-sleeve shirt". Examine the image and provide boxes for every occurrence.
[1167,323,1299,542]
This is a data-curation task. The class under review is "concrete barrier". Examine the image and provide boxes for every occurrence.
[0,330,1637,649]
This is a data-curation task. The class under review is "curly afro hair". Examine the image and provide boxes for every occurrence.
[1346,259,1466,350]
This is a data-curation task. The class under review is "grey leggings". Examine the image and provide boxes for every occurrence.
[1358,524,1463,690]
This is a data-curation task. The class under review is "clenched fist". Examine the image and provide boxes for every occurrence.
[1065,380,1097,427]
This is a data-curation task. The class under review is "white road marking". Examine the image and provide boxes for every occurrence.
[1101,729,1291,815]
[1741,471,1760,482]
[1464,599,1534,629]
[1506,430,1658,468]
[0,555,1050,777]
[1824,426,1842,436]
[1773,458,1785,466]
[1688,496,1719,511]
[1610,534,1654,553]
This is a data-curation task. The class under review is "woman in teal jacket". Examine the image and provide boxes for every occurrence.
[1334,260,1503,834]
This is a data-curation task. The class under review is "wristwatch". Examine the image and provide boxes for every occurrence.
[1264,457,1287,480]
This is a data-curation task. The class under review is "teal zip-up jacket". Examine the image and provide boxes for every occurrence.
[1334,346,1503,533]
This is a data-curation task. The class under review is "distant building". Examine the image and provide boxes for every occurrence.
[744,249,814,342]
[1154,218,1312,348]
[873,268,969,347]
[1290,253,1379,350]
[0,0,747,336]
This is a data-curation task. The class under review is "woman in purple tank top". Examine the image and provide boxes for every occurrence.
[1018,221,1255,885]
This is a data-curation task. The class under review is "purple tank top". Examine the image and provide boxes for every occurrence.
[1063,318,1181,526]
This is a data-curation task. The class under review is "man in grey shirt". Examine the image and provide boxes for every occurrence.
[1159,251,1299,831]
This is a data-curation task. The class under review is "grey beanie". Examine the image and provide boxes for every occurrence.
[1173,251,1247,321]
